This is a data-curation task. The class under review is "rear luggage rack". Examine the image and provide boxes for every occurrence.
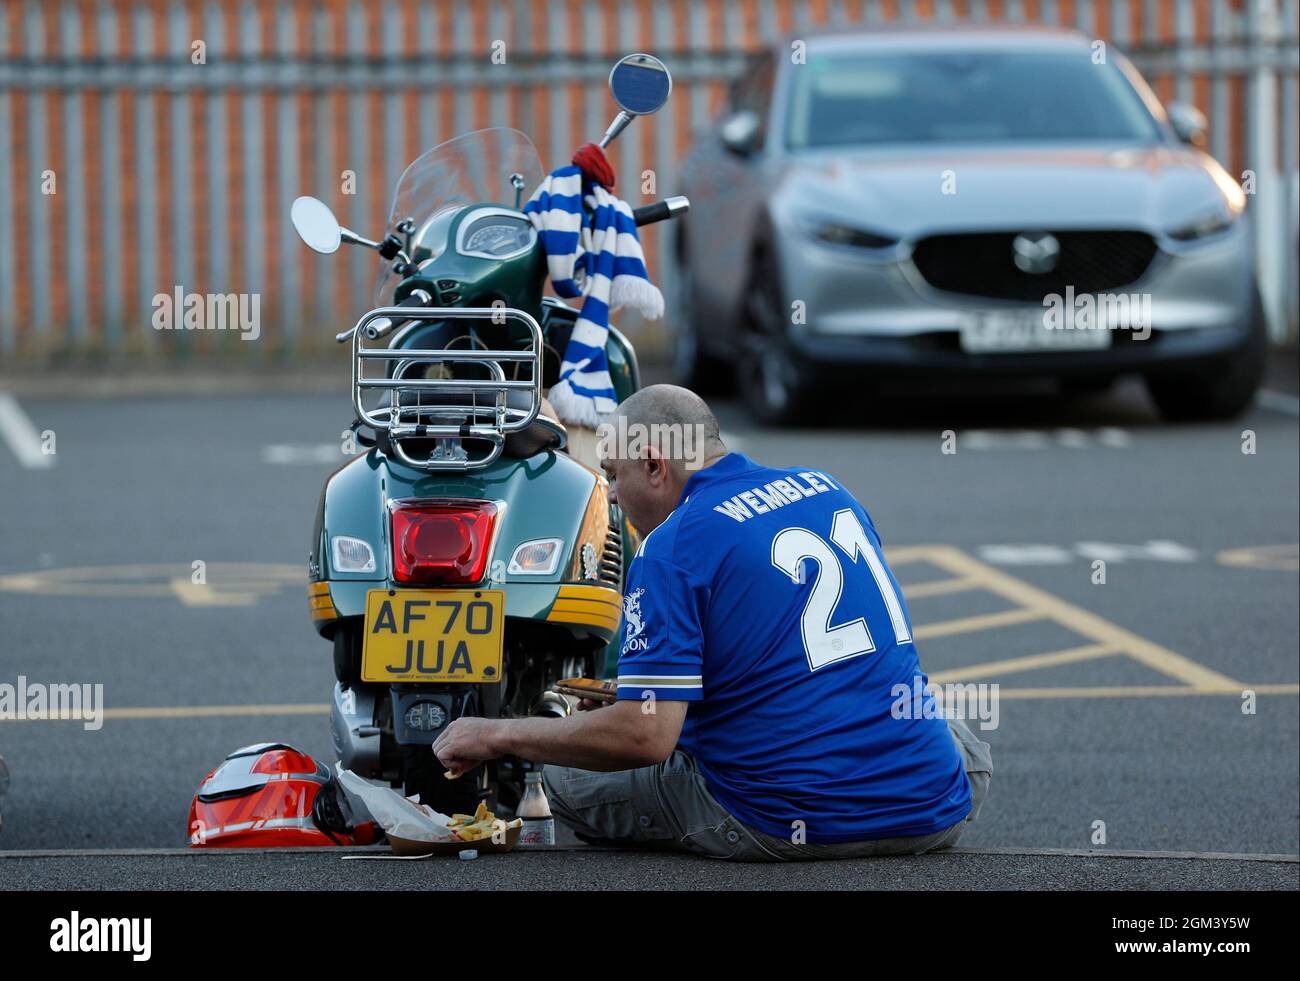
[351,305,544,471]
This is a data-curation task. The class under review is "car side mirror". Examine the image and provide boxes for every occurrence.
[720,110,762,156]
[1167,102,1208,147]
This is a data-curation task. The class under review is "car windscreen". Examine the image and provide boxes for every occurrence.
[785,50,1163,148]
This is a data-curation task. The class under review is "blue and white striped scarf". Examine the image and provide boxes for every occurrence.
[523,165,663,427]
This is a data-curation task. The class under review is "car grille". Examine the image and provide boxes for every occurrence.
[910,230,1159,302]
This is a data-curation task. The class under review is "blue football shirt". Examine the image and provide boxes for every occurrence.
[615,452,971,843]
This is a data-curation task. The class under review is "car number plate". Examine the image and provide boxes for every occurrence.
[960,312,1112,353]
[362,589,504,684]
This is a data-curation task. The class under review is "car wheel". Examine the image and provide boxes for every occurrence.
[737,246,816,426]
[1145,291,1267,422]
[670,235,733,394]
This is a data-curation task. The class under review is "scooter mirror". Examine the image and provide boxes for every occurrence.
[599,53,672,149]
[609,53,671,116]
[291,196,343,254]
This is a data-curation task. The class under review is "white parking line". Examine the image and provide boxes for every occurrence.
[0,393,53,469]
[961,428,1131,451]
[1256,389,1300,417]
[261,443,347,465]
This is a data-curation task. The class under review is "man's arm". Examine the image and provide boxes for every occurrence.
[434,699,688,774]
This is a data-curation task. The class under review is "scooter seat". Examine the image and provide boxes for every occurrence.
[377,389,567,458]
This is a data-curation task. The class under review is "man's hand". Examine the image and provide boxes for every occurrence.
[432,701,687,773]
[433,717,503,776]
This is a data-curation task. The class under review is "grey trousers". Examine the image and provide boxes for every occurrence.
[543,717,993,862]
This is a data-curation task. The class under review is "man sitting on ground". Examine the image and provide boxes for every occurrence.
[434,384,992,860]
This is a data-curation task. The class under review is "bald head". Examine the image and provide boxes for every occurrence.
[609,384,727,467]
[598,385,729,534]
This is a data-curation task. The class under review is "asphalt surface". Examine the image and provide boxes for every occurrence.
[1,846,1295,891]
[0,365,1297,888]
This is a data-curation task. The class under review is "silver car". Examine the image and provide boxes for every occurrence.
[673,26,1266,424]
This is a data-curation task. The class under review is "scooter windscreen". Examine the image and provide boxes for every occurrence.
[373,127,544,306]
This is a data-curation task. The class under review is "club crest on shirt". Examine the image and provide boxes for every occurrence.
[622,587,647,653]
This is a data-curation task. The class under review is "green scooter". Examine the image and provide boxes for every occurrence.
[289,54,687,814]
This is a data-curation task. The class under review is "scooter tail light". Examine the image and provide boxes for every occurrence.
[390,500,498,585]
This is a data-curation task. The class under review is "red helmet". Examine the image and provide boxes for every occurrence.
[188,743,379,847]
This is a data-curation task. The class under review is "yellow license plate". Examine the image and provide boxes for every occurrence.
[362,589,504,684]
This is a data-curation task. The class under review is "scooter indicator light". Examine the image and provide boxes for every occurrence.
[507,538,563,576]
[332,535,377,574]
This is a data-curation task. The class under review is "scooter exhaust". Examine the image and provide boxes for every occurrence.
[531,691,573,719]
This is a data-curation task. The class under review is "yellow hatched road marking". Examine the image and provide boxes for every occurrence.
[101,703,329,720]
[83,704,328,721]
[1217,544,1299,572]
[929,642,1121,683]
[995,685,1299,699]
[912,607,1044,640]
[3,549,1292,725]
[169,579,260,606]
[888,545,1246,691]
[898,577,982,599]
[0,563,304,599]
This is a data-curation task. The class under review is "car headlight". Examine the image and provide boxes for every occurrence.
[801,218,897,250]
[1167,209,1236,242]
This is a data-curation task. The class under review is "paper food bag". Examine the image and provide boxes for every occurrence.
[334,764,455,843]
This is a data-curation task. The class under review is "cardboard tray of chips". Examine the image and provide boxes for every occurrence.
[387,823,521,856]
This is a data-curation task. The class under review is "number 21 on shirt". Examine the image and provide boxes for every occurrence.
[771,508,912,672]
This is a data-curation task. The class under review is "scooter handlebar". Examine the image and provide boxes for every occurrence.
[331,195,685,345]
[632,196,689,227]
[335,289,432,343]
